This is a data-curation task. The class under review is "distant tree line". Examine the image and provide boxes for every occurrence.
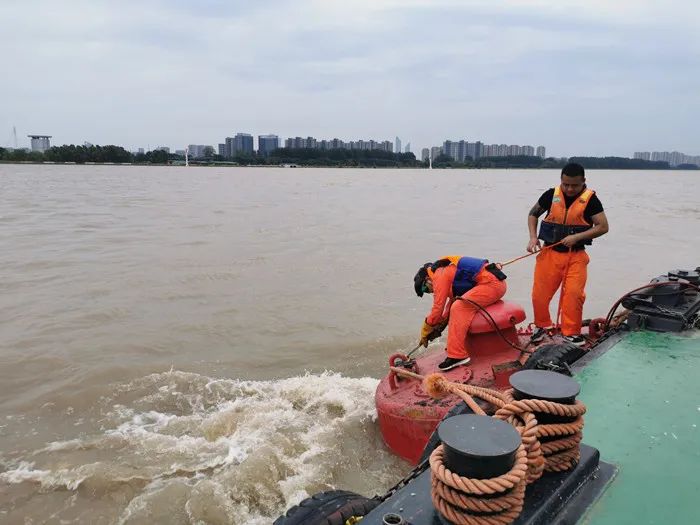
[0,144,171,164]
[1,146,694,170]
[431,154,674,170]
[211,148,420,167]
[566,156,674,170]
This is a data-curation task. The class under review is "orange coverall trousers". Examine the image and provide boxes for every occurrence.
[446,269,507,359]
[532,249,589,336]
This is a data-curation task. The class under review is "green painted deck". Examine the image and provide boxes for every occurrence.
[577,331,700,524]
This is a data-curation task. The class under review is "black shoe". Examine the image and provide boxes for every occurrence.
[529,327,549,344]
[563,335,586,347]
[438,357,471,371]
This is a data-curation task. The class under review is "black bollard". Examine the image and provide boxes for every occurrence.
[437,414,521,479]
[510,369,580,404]
[510,370,581,424]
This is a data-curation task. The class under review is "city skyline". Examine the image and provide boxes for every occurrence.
[15,128,700,167]
[8,126,699,162]
[2,1,698,158]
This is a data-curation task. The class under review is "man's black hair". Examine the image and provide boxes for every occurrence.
[414,263,431,297]
[414,259,452,297]
[561,162,585,179]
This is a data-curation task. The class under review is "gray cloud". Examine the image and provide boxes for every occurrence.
[2,0,698,156]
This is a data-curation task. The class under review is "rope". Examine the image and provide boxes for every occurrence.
[430,445,528,525]
[410,371,586,524]
[494,397,586,473]
[497,240,564,268]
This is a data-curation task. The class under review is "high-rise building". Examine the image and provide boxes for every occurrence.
[187,145,211,158]
[278,136,400,153]
[670,151,684,167]
[431,146,442,161]
[421,148,430,162]
[440,140,487,161]
[28,135,51,152]
[645,150,700,166]
[395,137,402,155]
[285,137,311,149]
[404,142,411,154]
[466,142,479,160]
[436,140,546,159]
[232,133,254,156]
[651,151,672,162]
[507,145,521,156]
[258,134,279,156]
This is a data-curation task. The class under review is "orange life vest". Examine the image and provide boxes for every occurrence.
[427,255,488,296]
[538,186,595,247]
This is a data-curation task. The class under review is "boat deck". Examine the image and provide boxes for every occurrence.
[577,330,700,524]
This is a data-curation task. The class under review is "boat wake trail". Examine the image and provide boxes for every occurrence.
[0,370,406,524]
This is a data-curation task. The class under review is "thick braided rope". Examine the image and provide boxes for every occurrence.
[425,376,545,484]
[449,383,545,483]
[453,383,511,406]
[447,385,488,416]
[430,444,527,525]
[430,445,527,495]
[423,373,586,523]
[498,411,545,483]
[538,417,584,438]
[491,390,545,483]
[430,478,522,514]
[543,448,581,472]
[496,398,587,419]
[540,432,582,455]
[431,483,526,525]
[497,397,585,472]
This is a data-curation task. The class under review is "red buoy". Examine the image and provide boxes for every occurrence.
[375,300,527,464]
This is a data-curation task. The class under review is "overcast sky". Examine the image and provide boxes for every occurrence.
[2,0,698,157]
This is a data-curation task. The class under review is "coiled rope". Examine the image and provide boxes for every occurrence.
[389,367,587,524]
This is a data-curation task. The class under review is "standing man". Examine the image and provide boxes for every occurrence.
[526,162,609,345]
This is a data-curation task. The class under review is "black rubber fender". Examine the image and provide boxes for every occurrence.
[522,343,585,375]
[273,489,380,525]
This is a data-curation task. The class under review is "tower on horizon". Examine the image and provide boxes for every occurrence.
[395,136,402,155]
